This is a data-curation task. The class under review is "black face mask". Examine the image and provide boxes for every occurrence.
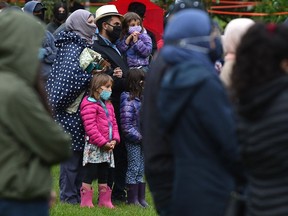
[34,12,45,22]
[55,12,67,23]
[106,25,122,43]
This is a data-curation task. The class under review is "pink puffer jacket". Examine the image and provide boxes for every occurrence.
[80,96,120,147]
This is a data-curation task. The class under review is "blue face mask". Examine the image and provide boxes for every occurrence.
[100,90,112,101]
[128,26,142,34]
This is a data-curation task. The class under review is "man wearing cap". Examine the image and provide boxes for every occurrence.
[93,4,129,203]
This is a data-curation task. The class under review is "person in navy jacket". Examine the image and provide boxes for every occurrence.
[46,9,96,204]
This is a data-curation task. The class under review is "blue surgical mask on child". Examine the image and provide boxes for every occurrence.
[128,26,142,34]
[100,90,112,101]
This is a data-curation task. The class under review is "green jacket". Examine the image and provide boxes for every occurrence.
[0,10,71,200]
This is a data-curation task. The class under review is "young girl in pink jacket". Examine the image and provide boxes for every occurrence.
[80,73,120,208]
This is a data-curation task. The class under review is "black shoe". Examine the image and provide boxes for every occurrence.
[112,195,127,204]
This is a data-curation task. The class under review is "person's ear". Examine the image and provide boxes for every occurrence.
[103,22,109,31]
[281,59,288,73]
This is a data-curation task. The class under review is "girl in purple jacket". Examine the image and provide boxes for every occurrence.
[80,73,120,209]
[120,68,148,207]
[116,12,152,72]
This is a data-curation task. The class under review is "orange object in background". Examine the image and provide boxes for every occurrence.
[208,0,288,17]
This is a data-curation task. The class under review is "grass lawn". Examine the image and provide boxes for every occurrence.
[50,166,158,216]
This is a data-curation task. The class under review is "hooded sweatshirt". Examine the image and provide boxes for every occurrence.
[0,10,71,200]
[24,1,57,82]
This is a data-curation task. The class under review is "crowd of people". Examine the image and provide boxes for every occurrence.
[2,0,288,216]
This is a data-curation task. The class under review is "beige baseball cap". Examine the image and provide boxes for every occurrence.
[95,5,123,22]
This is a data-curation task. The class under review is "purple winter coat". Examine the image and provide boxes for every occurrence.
[116,32,152,68]
[120,92,142,144]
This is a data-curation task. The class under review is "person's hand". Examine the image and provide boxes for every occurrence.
[102,141,115,152]
[110,140,116,147]
[131,32,140,43]
[113,67,123,78]
[91,59,111,75]
[49,190,57,208]
[99,59,111,71]
[125,34,133,45]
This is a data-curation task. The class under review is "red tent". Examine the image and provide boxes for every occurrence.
[109,0,164,42]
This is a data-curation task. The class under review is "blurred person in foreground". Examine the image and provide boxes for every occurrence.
[143,9,240,216]
[231,23,288,216]
[0,10,71,216]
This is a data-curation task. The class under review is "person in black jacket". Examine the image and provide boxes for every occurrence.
[231,23,288,216]
[93,4,129,203]
[47,2,68,34]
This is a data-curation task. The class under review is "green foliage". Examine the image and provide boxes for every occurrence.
[153,0,174,10]
[254,0,288,23]
[41,0,55,22]
[50,166,158,216]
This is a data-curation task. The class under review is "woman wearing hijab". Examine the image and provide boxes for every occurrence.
[46,9,97,205]
[220,18,254,89]
[143,9,241,216]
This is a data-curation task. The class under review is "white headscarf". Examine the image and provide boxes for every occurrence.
[223,18,255,56]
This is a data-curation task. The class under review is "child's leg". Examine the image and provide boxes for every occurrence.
[98,162,114,208]
[137,146,149,207]
[126,144,141,184]
[126,143,142,205]
[80,163,97,208]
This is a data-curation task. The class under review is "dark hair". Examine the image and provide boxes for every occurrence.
[89,73,113,99]
[53,2,67,15]
[126,68,145,100]
[120,12,143,39]
[231,23,288,99]
[128,2,146,18]
[96,15,113,32]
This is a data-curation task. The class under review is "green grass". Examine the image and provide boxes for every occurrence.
[50,166,158,216]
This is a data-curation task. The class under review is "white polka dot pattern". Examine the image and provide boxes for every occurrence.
[46,31,92,151]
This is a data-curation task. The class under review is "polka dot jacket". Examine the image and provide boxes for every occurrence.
[46,31,92,151]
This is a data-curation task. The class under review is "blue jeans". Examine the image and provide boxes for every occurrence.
[0,199,49,216]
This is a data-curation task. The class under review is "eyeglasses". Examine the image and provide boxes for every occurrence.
[106,22,121,28]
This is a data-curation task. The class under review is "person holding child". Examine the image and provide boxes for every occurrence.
[120,68,148,207]
[116,12,152,72]
[80,73,120,209]
[93,5,129,203]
